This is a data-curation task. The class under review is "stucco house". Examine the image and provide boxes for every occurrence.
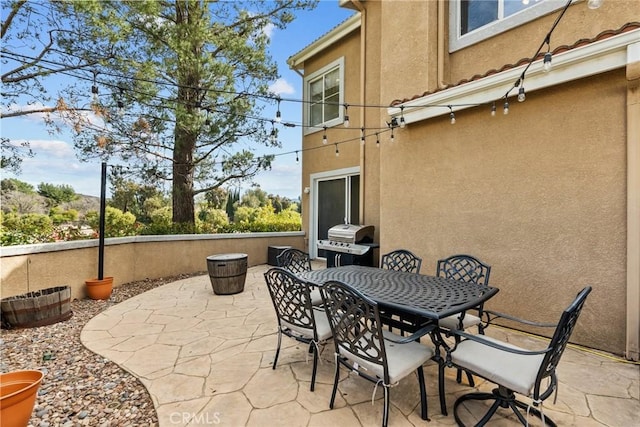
[287,0,639,360]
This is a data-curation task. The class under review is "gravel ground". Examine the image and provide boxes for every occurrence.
[1,274,198,427]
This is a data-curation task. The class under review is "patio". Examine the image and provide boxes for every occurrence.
[80,263,639,426]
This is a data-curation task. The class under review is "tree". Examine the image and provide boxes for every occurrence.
[58,0,317,228]
[240,187,269,208]
[1,0,114,172]
[37,182,77,205]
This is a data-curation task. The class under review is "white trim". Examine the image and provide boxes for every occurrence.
[309,167,360,258]
[389,29,640,122]
[303,57,345,135]
[287,14,360,70]
[450,0,571,52]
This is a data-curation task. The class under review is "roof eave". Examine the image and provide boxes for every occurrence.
[287,13,361,71]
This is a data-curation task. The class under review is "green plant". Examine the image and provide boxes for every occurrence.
[86,206,138,237]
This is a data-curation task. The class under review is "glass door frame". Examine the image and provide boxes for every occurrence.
[309,166,360,259]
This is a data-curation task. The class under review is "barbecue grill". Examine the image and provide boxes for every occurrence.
[317,224,377,267]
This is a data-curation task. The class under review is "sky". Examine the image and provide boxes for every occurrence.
[1,1,355,200]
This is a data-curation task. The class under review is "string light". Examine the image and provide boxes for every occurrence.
[543,51,553,73]
[91,70,99,103]
[361,127,365,145]
[449,106,456,125]
[322,126,328,144]
[376,133,380,148]
[390,127,395,143]
[587,0,603,9]
[503,99,510,115]
[399,106,406,128]
[518,81,526,102]
[275,97,281,122]
[117,87,125,116]
[295,150,299,163]
[343,104,350,127]
[335,143,339,157]
[270,121,277,143]
[491,102,497,117]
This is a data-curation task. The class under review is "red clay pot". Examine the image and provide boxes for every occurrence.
[85,277,114,300]
[0,370,44,427]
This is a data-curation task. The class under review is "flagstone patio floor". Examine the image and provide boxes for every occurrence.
[80,263,639,427]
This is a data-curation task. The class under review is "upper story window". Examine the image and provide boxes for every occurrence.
[304,57,344,134]
[451,0,566,52]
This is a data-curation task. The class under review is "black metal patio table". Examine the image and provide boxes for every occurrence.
[298,265,499,321]
[298,265,499,416]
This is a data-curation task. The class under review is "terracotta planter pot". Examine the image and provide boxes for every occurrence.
[85,277,113,300]
[0,370,44,427]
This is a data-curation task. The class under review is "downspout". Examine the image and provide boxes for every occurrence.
[351,0,366,223]
[437,0,447,88]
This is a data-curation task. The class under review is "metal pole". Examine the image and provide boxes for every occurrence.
[98,162,107,280]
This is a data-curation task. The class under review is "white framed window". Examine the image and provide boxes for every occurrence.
[303,57,344,135]
[450,0,568,52]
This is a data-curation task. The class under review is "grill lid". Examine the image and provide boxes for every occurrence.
[327,224,374,244]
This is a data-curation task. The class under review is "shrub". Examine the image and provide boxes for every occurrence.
[86,206,138,237]
[0,211,55,245]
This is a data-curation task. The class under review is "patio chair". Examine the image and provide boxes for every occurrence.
[276,248,313,274]
[436,253,492,385]
[379,249,423,334]
[276,248,322,305]
[441,286,592,426]
[263,267,332,391]
[380,249,422,274]
[319,280,440,427]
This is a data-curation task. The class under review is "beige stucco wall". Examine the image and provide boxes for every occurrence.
[300,30,362,236]
[0,233,304,302]
[377,69,627,354]
[297,1,636,355]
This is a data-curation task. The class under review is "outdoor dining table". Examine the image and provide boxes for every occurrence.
[298,265,499,321]
[297,264,500,416]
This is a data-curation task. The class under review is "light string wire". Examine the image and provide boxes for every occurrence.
[1,0,584,168]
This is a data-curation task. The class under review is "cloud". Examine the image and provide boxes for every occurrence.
[263,22,275,39]
[268,78,295,96]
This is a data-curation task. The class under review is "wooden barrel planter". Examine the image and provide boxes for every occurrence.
[206,253,248,295]
[1,286,72,329]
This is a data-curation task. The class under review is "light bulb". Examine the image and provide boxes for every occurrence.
[503,101,510,115]
[491,103,497,117]
[390,130,395,143]
[518,86,526,102]
[335,145,339,157]
[344,115,350,128]
[543,52,552,73]
[450,111,456,125]
[91,85,99,103]
[275,110,281,123]
[587,0,603,9]
[117,100,124,117]
[400,116,406,128]
[322,134,327,145]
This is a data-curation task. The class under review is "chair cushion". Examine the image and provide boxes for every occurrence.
[451,335,545,396]
[339,330,434,384]
[281,307,332,342]
[310,288,323,306]
[438,313,481,330]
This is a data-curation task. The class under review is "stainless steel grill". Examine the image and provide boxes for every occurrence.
[317,224,374,256]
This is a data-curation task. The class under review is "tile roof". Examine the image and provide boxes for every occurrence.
[390,22,640,107]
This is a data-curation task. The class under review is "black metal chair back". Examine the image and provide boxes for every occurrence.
[265,267,316,335]
[535,286,592,400]
[321,280,389,381]
[263,267,329,391]
[436,254,491,286]
[277,248,312,274]
[380,249,422,274]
